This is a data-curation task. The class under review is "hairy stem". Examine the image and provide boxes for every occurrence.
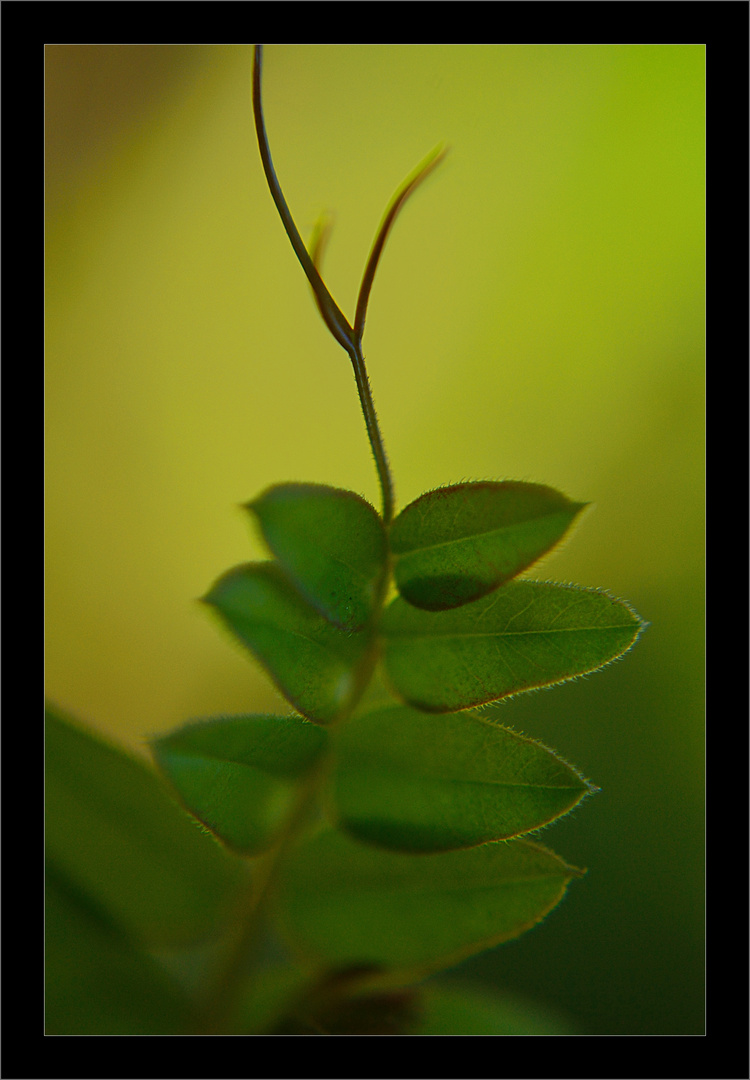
[348,342,395,527]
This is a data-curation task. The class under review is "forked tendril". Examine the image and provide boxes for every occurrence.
[252,44,446,526]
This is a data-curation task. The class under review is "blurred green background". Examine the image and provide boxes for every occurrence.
[45,44,704,1035]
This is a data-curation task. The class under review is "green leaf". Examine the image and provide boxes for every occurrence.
[390,481,586,610]
[248,483,387,631]
[45,705,248,948]
[229,964,311,1034]
[329,704,595,852]
[152,714,328,855]
[45,866,191,1035]
[276,828,583,976]
[203,562,372,724]
[380,580,645,712]
[416,981,576,1035]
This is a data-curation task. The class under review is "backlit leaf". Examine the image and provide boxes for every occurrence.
[248,483,387,630]
[276,827,583,976]
[380,580,645,712]
[153,714,328,855]
[329,704,595,852]
[391,481,586,610]
[203,562,372,724]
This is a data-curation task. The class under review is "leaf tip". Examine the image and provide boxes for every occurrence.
[197,590,221,613]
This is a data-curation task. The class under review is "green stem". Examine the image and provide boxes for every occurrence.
[347,342,395,527]
[210,56,420,1020]
[200,43,447,1038]
[197,587,388,1032]
[197,759,325,1034]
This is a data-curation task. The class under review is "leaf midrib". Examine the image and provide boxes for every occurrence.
[383,623,636,639]
[392,511,571,557]
[342,770,586,791]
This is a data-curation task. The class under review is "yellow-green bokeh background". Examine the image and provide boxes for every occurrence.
[46,45,704,1034]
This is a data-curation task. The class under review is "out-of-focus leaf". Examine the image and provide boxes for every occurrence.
[229,964,311,1034]
[203,562,372,723]
[416,981,576,1035]
[390,481,586,610]
[329,704,595,852]
[380,580,645,712]
[45,705,248,948]
[248,483,387,630]
[45,866,191,1035]
[152,714,328,855]
[275,827,583,976]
